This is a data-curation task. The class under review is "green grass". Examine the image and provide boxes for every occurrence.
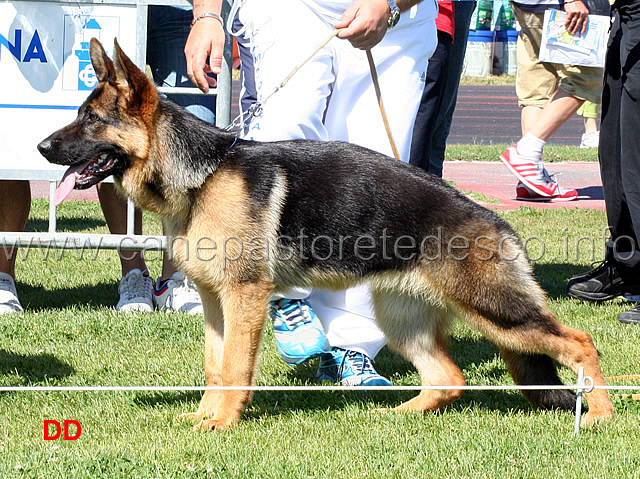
[460,74,516,86]
[2,199,640,478]
[446,144,599,163]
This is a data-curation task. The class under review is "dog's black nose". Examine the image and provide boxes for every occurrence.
[37,139,52,156]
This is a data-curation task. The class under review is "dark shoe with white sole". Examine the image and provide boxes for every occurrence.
[567,260,640,302]
[618,304,640,325]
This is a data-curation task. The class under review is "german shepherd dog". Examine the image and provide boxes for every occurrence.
[38,39,613,430]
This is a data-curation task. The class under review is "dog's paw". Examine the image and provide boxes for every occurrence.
[581,409,614,427]
[194,417,237,431]
[180,411,204,423]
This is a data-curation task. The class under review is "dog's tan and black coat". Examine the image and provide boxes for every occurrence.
[38,39,614,430]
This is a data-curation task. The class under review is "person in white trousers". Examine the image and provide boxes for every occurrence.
[185,0,437,385]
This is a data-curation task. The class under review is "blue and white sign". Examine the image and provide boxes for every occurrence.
[0,1,137,170]
[61,15,122,91]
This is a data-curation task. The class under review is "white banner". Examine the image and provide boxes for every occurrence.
[0,2,138,171]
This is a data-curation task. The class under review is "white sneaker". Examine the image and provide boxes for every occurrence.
[580,131,599,149]
[116,268,154,312]
[153,272,203,315]
[0,272,23,314]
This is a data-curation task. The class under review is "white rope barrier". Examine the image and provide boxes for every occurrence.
[3,367,640,434]
[3,384,637,393]
[3,368,638,434]
[0,384,611,392]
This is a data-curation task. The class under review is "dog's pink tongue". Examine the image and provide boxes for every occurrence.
[53,164,84,206]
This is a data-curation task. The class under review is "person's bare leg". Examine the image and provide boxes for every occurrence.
[0,181,31,278]
[96,183,146,276]
[507,91,582,198]
[584,117,598,134]
[161,251,178,281]
[521,105,544,137]
[528,90,584,141]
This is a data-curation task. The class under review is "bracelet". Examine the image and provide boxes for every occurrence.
[191,12,224,29]
[563,0,579,4]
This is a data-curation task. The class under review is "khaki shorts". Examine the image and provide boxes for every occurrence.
[513,5,604,107]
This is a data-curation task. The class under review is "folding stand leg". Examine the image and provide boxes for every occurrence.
[574,366,585,435]
[126,198,136,236]
[49,180,57,233]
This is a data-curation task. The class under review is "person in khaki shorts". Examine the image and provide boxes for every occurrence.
[499,0,603,201]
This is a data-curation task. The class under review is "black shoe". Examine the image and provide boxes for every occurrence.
[618,304,640,324]
[567,260,640,302]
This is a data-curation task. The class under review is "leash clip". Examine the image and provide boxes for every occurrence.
[224,101,263,133]
[224,101,264,152]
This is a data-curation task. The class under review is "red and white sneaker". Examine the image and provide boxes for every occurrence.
[516,179,578,202]
[500,144,571,198]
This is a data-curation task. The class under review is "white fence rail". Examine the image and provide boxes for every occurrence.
[3,368,639,435]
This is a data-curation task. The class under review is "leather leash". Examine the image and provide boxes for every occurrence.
[366,49,400,160]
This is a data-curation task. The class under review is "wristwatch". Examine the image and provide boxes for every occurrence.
[386,0,401,29]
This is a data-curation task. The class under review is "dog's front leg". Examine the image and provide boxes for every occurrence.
[194,281,271,431]
[181,288,224,424]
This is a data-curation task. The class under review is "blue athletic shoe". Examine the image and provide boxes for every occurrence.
[315,348,392,387]
[271,298,329,365]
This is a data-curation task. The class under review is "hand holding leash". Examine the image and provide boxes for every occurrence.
[335,0,391,50]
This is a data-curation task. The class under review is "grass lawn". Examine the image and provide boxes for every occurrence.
[460,74,517,86]
[445,144,599,164]
[2,196,640,478]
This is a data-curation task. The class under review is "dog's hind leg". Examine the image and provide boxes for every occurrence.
[481,316,614,426]
[498,350,576,412]
[372,291,465,412]
[193,281,272,431]
[452,251,614,425]
[512,321,613,426]
[181,288,225,424]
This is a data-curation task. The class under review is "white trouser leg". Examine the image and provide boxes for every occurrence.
[271,287,313,301]
[241,0,438,358]
[325,8,437,162]
[307,3,436,357]
[308,284,387,359]
[243,0,331,305]
[242,0,336,142]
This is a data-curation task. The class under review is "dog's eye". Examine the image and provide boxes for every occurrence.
[88,112,100,123]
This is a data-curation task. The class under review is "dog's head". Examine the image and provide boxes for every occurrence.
[38,38,158,205]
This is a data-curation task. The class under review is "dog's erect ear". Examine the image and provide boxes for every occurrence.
[112,37,157,106]
[90,38,115,83]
